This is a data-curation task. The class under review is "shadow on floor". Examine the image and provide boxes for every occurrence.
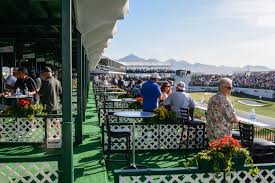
[105,150,198,182]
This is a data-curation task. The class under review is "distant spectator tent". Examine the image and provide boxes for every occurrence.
[119,61,175,80]
[90,57,126,75]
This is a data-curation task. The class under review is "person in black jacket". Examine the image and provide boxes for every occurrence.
[39,67,62,138]
[39,67,62,114]
[14,68,37,96]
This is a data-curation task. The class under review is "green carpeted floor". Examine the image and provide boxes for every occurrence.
[74,90,108,183]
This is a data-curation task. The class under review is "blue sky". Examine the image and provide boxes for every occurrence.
[104,0,275,69]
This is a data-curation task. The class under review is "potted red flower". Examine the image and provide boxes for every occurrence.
[188,135,258,176]
[2,98,44,120]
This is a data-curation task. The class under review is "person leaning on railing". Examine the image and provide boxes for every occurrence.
[206,78,238,141]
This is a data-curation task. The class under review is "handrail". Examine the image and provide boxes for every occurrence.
[0,114,78,118]
[114,163,275,183]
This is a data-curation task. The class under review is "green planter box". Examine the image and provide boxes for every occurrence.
[198,158,225,172]
[232,156,246,170]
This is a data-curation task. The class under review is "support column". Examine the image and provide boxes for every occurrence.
[84,54,87,109]
[61,0,73,182]
[75,31,83,145]
[0,55,3,93]
[86,56,89,99]
[86,58,89,97]
[82,48,86,118]
[88,62,90,95]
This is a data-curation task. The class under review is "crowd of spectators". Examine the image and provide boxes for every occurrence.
[190,71,275,90]
[126,69,175,73]
[125,75,175,82]
[95,64,125,73]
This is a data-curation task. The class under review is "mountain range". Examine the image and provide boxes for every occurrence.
[118,54,271,74]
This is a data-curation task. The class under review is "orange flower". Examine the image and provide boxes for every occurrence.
[135,97,143,102]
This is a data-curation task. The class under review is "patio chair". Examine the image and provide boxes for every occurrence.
[231,130,241,140]
[179,107,206,150]
[239,122,275,163]
[104,111,131,166]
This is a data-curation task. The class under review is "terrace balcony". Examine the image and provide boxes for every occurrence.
[0,82,274,182]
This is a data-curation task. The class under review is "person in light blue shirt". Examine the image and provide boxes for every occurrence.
[141,73,162,112]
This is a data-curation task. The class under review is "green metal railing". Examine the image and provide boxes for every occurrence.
[114,163,275,183]
[233,123,275,142]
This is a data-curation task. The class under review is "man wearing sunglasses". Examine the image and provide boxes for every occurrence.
[206,78,238,141]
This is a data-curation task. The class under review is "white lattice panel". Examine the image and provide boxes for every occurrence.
[0,118,44,143]
[119,173,223,183]
[179,124,206,149]
[135,125,159,150]
[46,118,62,140]
[72,96,77,103]
[0,162,58,183]
[96,95,113,109]
[0,117,63,144]
[229,169,275,183]
[105,123,206,151]
[110,125,132,151]
[105,123,158,151]
[159,124,182,149]
[72,103,77,114]
[58,103,77,114]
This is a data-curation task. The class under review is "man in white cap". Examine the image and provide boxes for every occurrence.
[163,81,195,118]
[141,73,161,112]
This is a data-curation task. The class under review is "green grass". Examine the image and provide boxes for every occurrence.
[190,92,275,118]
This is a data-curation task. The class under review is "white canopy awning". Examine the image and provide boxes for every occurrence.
[82,22,117,49]
[74,0,129,69]
[86,41,109,55]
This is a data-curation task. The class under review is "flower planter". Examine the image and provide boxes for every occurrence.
[198,159,213,171]
[232,156,246,170]
[191,136,256,176]
[198,158,225,172]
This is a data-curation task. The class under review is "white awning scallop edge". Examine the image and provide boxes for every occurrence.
[74,0,129,69]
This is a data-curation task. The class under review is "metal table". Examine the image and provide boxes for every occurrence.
[113,111,155,169]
